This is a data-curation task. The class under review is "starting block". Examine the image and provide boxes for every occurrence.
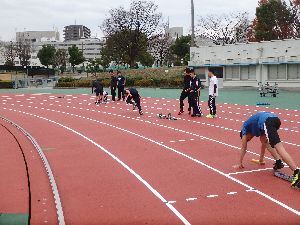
[250,159,265,165]
[157,113,177,120]
[274,171,293,182]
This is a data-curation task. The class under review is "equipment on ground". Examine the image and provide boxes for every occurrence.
[258,82,279,97]
[250,159,265,165]
[274,171,293,182]
[158,113,177,120]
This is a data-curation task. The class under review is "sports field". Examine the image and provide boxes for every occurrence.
[0,87,299,225]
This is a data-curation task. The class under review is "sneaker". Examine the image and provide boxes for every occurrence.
[273,159,284,170]
[139,110,143,115]
[178,110,184,115]
[133,103,137,110]
[188,110,191,115]
[291,169,300,188]
[191,114,201,117]
[206,114,214,118]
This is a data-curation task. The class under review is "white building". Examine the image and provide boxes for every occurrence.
[0,38,105,68]
[16,31,60,42]
[165,27,183,39]
[189,38,300,88]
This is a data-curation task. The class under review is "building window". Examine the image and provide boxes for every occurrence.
[268,64,287,80]
[287,64,300,79]
[225,66,239,80]
[240,65,256,80]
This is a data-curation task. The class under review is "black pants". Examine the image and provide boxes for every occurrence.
[179,90,191,111]
[126,95,142,111]
[118,86,125,100]
[208,95,216,115]
[190,92,201,115]
[111,86,116,101]
[264,117,281,147]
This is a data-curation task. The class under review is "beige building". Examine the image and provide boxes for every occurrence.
[189,38,300,88]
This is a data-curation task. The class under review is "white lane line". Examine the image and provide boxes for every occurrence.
[227,167,275,175]
[6,107,300,217]
[227,192,238,195]
[5,108,191,225]
[186,198,197,201]
[207,195,218,198]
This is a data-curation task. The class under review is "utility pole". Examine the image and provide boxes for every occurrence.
[191,0,195,47]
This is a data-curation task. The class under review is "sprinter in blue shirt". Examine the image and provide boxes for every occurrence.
[234,112,300,189]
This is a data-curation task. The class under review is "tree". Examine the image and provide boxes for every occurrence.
[86,58,102,77]
[37,45,56,69]
[197,12,250,45]
[254,0,295,41]
[15,40,31,67]
[170,35,191,65]
[148,23,173,66]
[101,0,162,67]
[53,49,68,74]
[290,0,300,38]
[3,41,17,66]
[68,45,85,73]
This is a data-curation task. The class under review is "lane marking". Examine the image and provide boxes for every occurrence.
[4,107,300,216]
[4,108,191,225]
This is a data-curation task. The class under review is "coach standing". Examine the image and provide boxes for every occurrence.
[206,68,218,118]
[117,71,126,101]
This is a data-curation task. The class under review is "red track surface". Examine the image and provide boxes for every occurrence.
[0,93,299,225]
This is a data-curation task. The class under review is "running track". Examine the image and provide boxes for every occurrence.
[0,93,299,225]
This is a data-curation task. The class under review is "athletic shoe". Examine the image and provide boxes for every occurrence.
[188,110,191,115]
[133,103,137,110]
[191,114,201,117]
[291,169,300,188]
[206,114,214,118]
[139,110,143,115]
[178,110,184,115]
[273,159,285,170]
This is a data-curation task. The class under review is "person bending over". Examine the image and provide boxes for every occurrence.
[233,112,300,189]
[125,88,143,115]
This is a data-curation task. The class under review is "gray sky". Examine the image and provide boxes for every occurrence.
[0,0,258,41]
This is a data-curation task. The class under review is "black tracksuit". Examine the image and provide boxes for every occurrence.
[92,80,103,96]
[189,76,202,115]
[110,76,117,101]
[117,75,126,100]
[179,75,191,112]
[126,88,142,112]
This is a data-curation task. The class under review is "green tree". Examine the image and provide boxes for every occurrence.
[68,45,85,73]
[86,58,102,77]
[255,0,294,41]
[101,0,162,67]
[170,35,191,65]
[53,49,68,74]
[37,45,56,70]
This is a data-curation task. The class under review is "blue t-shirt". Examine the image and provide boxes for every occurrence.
[241,112,278,137]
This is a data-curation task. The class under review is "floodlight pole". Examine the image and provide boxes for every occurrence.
[191,0,195,47]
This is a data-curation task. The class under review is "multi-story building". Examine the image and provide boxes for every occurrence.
[0,38,105,68]
[63,25,91,41]
[189,38,300,88]
[165,27,183,40]
[16,31,60,43]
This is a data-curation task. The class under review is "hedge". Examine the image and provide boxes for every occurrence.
[0,80,13,88]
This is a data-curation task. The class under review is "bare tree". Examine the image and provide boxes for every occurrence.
[15,40,31,67]
[196,12,250,45]
[100,0,162,67]
[148,23,173,66]
[3,41,17,66]
[291,0,300,37]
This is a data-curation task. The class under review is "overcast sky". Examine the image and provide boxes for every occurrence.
[0,0,258,41]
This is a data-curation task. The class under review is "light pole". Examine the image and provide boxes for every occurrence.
[191,0,195,47]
